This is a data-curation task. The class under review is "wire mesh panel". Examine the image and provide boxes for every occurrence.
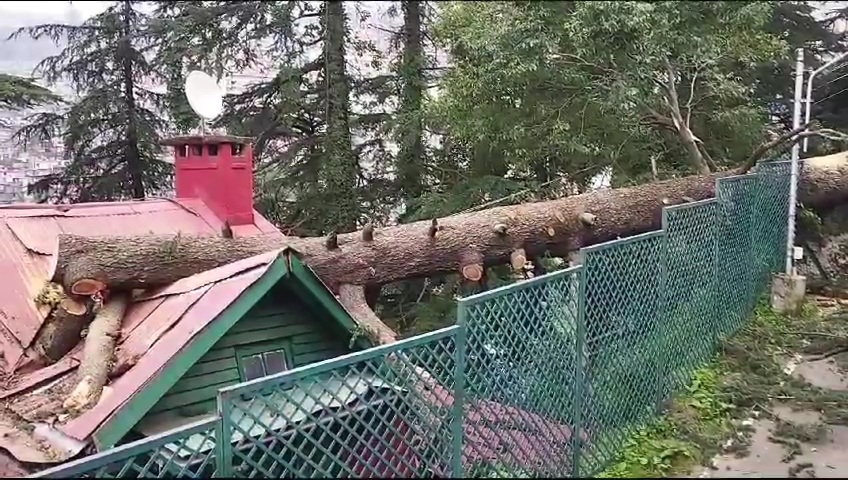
[715,175,759,335]
[576,231,666,475]
[216,326,460,478]
[753,160,792,280]
[30,418,219,479]
[660,199,720,394]
[458,267,581,478]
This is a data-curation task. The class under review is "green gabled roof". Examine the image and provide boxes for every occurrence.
[94,249,373,449]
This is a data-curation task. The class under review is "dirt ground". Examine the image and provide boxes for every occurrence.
[698,298,848,479]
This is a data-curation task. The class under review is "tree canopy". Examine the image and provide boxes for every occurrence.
[3,0,848,334]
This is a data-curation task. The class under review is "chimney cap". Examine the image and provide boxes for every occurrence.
[161,134,253,146]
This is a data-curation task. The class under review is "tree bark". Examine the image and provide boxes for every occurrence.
[34,296,93,364]
[49,157,848,297]
[50,233,284,295]
[63,293,129,412]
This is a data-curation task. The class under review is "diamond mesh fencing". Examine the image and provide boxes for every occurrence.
[30,418,219,478]
[216,325,461,478]
[458,163,791,477]
[458,268,581,478]
[31,162,792,479]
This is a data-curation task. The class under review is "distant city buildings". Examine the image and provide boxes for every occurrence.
[0,110,66,204]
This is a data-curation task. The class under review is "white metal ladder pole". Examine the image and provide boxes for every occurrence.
[802,51,848,153]
[786,47,805,276]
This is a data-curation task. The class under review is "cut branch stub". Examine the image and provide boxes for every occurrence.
[510,248,527,272]
[460,250,485,282]
[428,218,439,239]
[70,279,108,297]
[325,231,339,250]
[362,224,374,242]
[578,212,597,227]
[493,223,508,236]
[461,264,484,282]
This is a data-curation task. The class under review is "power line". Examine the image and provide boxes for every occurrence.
[815,84,848,104]
[814,69,848,92]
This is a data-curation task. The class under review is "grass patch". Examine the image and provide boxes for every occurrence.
[598,299,848,478]
[597,367,735,478]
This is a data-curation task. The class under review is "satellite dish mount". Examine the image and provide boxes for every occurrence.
[184,70,224,135]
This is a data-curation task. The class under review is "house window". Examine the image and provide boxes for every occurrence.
[238,348,290,381]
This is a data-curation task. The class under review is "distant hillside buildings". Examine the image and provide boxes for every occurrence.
[0,110,66,204]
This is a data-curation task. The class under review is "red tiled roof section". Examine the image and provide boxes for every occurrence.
[0,198,281,375]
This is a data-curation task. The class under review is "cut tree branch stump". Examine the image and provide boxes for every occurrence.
[63,293,129,412]
[34,296,93,364]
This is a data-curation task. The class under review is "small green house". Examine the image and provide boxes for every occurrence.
[122,250,379,447]
[29,248,388,456]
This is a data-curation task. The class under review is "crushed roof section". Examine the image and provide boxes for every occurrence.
[1,250,281,450]
[0,198,280,374]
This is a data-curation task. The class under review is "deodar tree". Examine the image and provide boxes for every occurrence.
[11,0,173,411]
[11,0,171,203]
[0,73,60,121]
[155,0,376,236]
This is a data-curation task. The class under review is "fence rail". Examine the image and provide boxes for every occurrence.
[29,160,791,479]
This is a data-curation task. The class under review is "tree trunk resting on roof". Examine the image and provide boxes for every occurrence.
[50,156,848,297]
[63,293,129,412]
[32,153,848,409]
[32,284,93,364]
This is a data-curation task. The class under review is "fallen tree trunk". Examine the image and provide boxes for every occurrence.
[50,233,283,296]
[49,155,848,296]
[34,297,92,364]
[63,293,129,412]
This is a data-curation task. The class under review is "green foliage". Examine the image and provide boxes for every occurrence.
[432,1,786,183]
[155,1,389,235]
[0,74,60,112]
[598,361,730,477]
[12,0,172,202]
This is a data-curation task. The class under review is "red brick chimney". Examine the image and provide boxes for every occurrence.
[162,135,254,226]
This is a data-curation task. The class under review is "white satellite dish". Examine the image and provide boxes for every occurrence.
[184,70,224,132]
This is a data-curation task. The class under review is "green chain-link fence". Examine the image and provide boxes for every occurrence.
[30,418,219,479]
[214,325,462,478]
[30,161,791,479]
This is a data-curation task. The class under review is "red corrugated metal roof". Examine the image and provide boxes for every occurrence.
[0,196,285,460]
[0,198,280,373]
[62,261,275,442]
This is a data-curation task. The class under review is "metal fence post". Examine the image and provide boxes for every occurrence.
[571,264,586,477]
[216,391,233,478]
[451,302,467,478]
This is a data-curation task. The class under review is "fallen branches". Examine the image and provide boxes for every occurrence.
[32,283,93,364]
[34,297,92,364]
